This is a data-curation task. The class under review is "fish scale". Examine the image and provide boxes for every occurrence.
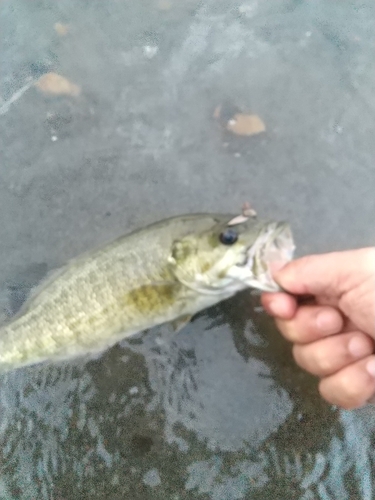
[0,213,294,372]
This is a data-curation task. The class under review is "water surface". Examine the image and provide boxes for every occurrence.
[1,0,375,498]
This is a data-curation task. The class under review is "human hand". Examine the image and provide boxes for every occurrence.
[261,248,375,409]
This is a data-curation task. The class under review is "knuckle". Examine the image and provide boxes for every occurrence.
[318,359,375,409]
[293,343,332,376]
[292,344,305,367]
[275,319,297,342]
[318,380,356,409]
[315,350,335,374]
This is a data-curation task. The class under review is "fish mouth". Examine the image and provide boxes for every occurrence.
[243,221,295,292]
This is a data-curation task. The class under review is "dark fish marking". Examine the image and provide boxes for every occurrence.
[124,282,181,315]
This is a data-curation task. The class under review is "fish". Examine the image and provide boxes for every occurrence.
[0,212,295,372]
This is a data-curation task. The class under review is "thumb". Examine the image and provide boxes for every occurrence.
[273,248,375,297]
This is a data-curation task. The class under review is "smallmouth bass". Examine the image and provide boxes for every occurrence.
[0,212,295,372]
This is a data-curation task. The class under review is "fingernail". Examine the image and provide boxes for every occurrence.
[316,310,340,334]
[348,337,371,358]
[366,358,375,378]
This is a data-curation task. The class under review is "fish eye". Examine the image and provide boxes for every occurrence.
[219,228,238,245]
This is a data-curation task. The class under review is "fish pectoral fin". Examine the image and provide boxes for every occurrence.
[170,314,192,333]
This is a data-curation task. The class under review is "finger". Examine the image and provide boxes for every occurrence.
[292,332,375,377]
[261,292,298,319]
[262,293,359,333]
[273,248,375,297]
[319,355,375,409]
[274,305,344,343]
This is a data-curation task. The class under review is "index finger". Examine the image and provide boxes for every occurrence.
[274,305,344,343]
[261,292,298,320]
[273,249,375,297]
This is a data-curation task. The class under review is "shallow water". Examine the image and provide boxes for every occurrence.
[0,289,374,499]
[1,0,375,497]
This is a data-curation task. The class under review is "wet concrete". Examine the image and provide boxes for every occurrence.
[0,0,375,498]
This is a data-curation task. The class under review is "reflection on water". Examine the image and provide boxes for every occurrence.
[0,288,374,499]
